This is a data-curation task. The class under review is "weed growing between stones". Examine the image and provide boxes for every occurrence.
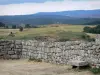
[90,68,100,74]
[28,57,42,62]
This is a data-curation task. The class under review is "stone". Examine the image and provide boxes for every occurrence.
[68,60,88,66]
[0,40,100,65]
[8,51,15,55]
[11,55,19,59]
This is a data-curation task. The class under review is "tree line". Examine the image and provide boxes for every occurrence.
[0,22,5,27]
[84,25,100,34]
[0,22,39,29]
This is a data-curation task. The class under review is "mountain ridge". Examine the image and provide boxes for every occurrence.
[0,9,100,25]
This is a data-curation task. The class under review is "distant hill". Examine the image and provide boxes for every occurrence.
[84,21,100,25]
[36,9,100,18]
[0,9,100,25]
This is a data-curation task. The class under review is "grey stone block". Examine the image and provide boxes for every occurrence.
[68,60,88,66]
[8,51,15,55]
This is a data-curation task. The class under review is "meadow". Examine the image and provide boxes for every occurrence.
[0,24,96,41]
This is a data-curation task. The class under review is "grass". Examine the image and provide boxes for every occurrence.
[0,25,93,41]
[29,57,42,62]
[90,68,100,74]
[57,31,86,41]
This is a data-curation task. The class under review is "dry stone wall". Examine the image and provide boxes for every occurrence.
[0,40,100,64]
[0,40,22,59]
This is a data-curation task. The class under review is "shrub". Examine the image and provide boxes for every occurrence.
[87,38,95,42]
[5,25,8,29]
[25,24,31,28]
[90,68,100,74]
[81,33,95,42]
[0,36,5,40]
[12,25,17,29]
[58,38,70,42]
[57,31,94,41]
[32,26,39,28]
[81,34,90,39]
[29,57,42,62]
[19,26,23,32]
[8,32,15,37]
[84,25,100,34]
[0,22,5,27]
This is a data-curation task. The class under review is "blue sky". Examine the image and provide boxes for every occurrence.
[0,0,64,4]
[0,0,100,15]
[0,0,99,5]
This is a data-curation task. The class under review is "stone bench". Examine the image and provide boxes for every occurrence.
[68,60,89,69]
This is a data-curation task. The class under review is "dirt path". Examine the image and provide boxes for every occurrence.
[0,60,93,75]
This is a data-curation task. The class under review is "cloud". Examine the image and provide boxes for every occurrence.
[0,0,100,16]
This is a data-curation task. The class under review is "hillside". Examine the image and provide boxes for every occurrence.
[0,9,100,25]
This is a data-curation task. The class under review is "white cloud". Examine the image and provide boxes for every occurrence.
[0,0,100,15]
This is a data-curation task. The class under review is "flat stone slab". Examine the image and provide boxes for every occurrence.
[68,60,88,66]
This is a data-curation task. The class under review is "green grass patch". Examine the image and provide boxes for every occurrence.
[0,25,95,41]
[90,68,100,74]
[57,31,93,41]
[29,57,42,62]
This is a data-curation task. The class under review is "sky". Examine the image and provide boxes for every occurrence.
[0,0,100,16]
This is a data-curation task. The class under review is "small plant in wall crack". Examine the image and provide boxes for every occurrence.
[90,64,100,74]
[29,56,42,62]
[90,68,100,74]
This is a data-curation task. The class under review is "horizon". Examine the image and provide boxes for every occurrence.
[0,0,100,16]
[0,9,100,16]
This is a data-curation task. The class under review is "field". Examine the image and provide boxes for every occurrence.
[0,60,93,75]
[0,25,96,40]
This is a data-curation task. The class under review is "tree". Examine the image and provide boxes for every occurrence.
[84,25,100,34]
[25,24,31,28]
[0,22,5,27]
[12,25,17,29]
[83,27,90,32]
[5,25,8,29]
[19,26,23,32]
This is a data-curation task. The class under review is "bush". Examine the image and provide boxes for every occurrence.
[29,57,42,62]
[58,38,70,42]
[0,36,5,40]
[12,25,17,29]
[0,22,5,27]
[19,26,23,32]
[57,31,93,41]
[8,32,15,37]
[81,33,95,42]
[87,38,95,42]
[84,25,100,34]
[25,24,31,28]
[32,26,39,28]
[90,68,100,74]
[81,34,90,39]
